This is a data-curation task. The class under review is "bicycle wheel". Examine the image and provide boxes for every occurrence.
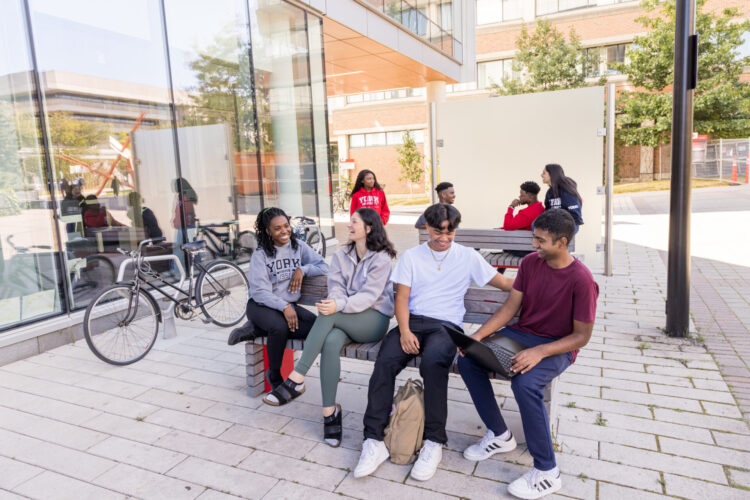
[306,227,326,257]
[235,230,256,263]
[83,284,160,365]
[195,259,249,327]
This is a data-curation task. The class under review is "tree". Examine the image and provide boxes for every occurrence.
[491,19,601,96]
[396,131,423,196]
[616,0,750,147]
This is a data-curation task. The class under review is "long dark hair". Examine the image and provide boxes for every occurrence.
[545,164,582,203]
[254,207,298,258]
[349,169,383,199]
[172,177,198,204]
[348,208,396,258]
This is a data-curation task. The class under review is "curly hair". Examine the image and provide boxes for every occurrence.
[348,208,396,258]
[254,207,298,258]
[520,181,541,196]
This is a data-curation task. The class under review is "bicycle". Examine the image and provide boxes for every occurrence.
[83,237,249,365]
[291,215,326,257]
[3,235,114,299]
[194,218,256,263]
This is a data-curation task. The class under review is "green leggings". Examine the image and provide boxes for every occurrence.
[295,308,390,407]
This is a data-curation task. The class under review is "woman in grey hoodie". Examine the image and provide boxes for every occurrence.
[247,208,328,390]
[264,208,396,448]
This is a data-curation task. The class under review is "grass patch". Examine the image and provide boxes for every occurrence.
[614,178,732,194]
[594,413,607,426]
[637,342,652,351]
[567,401,577,408]
[388,195,430,206]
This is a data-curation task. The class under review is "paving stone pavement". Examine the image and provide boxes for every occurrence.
[2,225,750,498]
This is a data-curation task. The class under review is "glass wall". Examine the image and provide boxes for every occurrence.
[476,0,523,25]
[1,0,332,332]
[0,0,63,328]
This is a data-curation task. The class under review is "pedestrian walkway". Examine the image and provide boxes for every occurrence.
[1,237,749,499]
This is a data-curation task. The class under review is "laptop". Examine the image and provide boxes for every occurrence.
[443,323,525,379]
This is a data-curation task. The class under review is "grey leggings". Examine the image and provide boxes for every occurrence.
[295,308,390,407]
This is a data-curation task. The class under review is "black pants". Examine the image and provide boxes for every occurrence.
[363,314,458,444]
[246,299,316,384]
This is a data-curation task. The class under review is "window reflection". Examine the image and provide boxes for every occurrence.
[30,0,180,309]
[249,0,319,219]
[0,0,63,328]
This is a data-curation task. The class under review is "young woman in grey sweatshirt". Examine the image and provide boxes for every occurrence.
[247,208,328,389]
[264,208,396,448]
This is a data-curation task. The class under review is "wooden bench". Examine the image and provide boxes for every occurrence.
[418,228,574,269]
[243,275,559,426]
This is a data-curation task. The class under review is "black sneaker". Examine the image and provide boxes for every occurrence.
[227,321,256,345]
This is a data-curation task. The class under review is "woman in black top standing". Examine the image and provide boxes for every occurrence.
[541,164,583,230]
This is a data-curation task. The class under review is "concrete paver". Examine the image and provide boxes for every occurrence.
[1,198,750,498]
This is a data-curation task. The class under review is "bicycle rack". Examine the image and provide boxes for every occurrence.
[116,255,185,340]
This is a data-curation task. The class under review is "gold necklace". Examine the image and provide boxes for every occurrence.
[429,245,451,271]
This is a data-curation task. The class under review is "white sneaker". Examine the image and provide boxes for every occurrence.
[353,439,389,478]
[507,468,562,499]
[409,440,442,481]
[463,429,517,461]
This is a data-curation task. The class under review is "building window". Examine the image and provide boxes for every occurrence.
[478,59,514,89]
[537,0,630,16]
[583,43,630,77]
[476,0,523,25]
[365,132,387,147]
[349,130,424,148]
[346,87,424,104]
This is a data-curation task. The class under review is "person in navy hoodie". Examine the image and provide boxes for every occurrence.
[349,170,390,225]
[541,164,583,231]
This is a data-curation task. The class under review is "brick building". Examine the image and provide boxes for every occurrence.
[330,0,750,193]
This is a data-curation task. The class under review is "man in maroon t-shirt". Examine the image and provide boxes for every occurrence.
[458,209,599,499]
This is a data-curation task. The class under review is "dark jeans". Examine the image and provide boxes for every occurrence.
[246,299,316,385]
[363,314,458,444]
[457,327,571,471]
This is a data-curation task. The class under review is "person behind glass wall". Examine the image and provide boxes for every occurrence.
[81,194,125,229]
[415,182,455,229]
[354,203,513,482]
[171,177,198,269]
[349,169,390,225]
[541,164,583,231]
[61,181,84,234]
[246,207,328,390]
[263,208,396,448]
[127,192,163,240]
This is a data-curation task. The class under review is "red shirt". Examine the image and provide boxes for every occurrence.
[502,202,544,230]
[350,187,390,225]
[511,253,599,362]
[83,210,108,228]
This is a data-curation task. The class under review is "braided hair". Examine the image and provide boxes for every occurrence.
[254,207,298,258]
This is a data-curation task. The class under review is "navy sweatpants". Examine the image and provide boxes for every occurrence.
[457,327,571,471]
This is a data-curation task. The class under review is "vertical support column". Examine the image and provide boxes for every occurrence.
[604,84,615,277]
[245,342,266,397]
[666,0,697,338]
[426,81,446,204]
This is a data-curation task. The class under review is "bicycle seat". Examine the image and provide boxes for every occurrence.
[182,240,207,252]
[296,216,315,224]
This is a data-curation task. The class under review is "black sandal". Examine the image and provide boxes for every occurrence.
[263,378,305,406]
[323,404,342,447]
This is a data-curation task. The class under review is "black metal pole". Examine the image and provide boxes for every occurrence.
[666,0,698,337]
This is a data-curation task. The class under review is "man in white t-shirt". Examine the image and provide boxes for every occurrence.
[354,203,512,481]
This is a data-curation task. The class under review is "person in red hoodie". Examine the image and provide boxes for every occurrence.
[503,181,544,231]
[349,170,390,225]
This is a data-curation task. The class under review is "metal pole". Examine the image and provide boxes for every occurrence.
[718,138,723,181]
[604,83,615,276]
[666,0,697,338]
[429,102,438,204]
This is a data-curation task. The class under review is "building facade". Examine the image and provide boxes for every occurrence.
[330,0,750,192]
[0,0,475,360]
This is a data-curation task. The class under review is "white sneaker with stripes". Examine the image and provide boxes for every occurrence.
[507,468,562,499]
[463,429,517,461]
